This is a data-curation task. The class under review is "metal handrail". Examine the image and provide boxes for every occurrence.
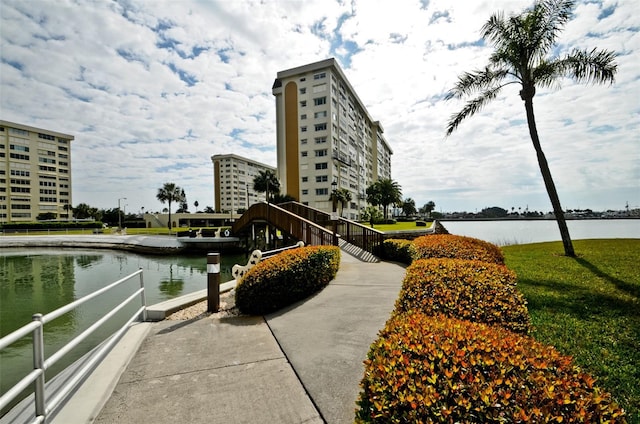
[279,201,385,256]
[0,269,146,422]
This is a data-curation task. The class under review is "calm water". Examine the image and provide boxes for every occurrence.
[442,218,640,246]
[0,248,245,413]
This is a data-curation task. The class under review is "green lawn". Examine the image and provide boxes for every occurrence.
[503,239,640,422]
[370,221,433,232]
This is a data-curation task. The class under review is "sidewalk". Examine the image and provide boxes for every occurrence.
[88,251,406,424]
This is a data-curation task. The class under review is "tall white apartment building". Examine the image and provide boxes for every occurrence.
[272,58,392,219]
[212,154,276,214]
[0,120,74,223]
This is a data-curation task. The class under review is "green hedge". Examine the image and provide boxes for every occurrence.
[396,258,531,334]
[410,234,505,264]
[1,221,103,230]
[235,245,340,315]
[356,312,626,423]
[382,239,413,264]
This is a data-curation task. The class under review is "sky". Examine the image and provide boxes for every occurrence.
[1,0,638,215]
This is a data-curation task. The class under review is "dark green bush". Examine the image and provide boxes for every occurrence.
[410,234,505,264]
[235,245,340,315]
[356,312,626,423]
[396,258,531,334]
[1,221,103,230]
[382,239,413,264]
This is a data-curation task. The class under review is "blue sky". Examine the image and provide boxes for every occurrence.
[1,0,638,214]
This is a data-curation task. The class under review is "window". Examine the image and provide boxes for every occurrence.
[300,100,307,107]
[10,144,29,152]
[38,133,55,140]
[315,162,328,170]
[301,126,307,132]
[313,72,326,80]
[316,175,328,182]
[302,189,308,195]
[10,153,29,160]
[299,88,306,94]
[314,111,327,119]
[313,84,327,93]
[300,77,306,82]
[301,151,308,157]
[302,176,308,182]
[314,123,327,131]
[316,188,328,195]
[315,149,327,157]
[313,97,326,106]
[301,114,307,120]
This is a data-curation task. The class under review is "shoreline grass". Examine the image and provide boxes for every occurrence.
[503,239,639,422]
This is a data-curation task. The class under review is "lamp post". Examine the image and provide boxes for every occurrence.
[331,181,338,246]
[118,197,127,230]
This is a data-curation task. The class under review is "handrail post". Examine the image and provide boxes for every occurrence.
[139,268,147,322]
[32,313,45,419]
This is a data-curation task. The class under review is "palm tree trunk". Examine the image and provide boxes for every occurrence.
[523,97,575,257]
[168,200,172,232]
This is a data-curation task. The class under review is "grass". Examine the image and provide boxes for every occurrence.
[370,221,433,232]
[503,239,640,422]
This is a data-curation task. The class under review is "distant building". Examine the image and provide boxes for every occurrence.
[0,120,74,223]
[211,154,276,215]
[272,58,392,219]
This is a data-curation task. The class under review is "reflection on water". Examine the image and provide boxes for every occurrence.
[0,248,245,415]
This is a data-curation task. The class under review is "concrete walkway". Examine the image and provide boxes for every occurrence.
[90,251,406,424]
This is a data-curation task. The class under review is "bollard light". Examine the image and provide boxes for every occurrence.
[207,253,220,312]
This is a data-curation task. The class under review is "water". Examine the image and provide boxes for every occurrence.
[0,248,246,414]
[442,218,640,246]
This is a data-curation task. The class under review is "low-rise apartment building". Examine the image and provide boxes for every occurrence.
[212,153,276,215]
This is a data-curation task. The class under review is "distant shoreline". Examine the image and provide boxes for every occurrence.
[438,216,638,222]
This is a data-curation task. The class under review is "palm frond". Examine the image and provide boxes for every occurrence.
[446,84,505,136]
[445,67,509,100]
[529,0,574,57]
[557,48,618,84]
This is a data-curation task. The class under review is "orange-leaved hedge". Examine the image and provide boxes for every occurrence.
[235,245,340,315]
[410,234,505,264]
[382,239,413,264]
[355,312,626,423]
[396,258,531,334]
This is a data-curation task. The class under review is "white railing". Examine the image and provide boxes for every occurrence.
[0,269,147,423]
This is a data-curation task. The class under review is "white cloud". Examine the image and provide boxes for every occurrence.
[1,0,638,214]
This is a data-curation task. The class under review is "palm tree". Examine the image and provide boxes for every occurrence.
[445,0,617,257]
[156,182,186,232]
[329,188,352,217]
[253,170,280,202]
[420,201,436,219]
[194,200,199,212]
[401,197,416,217]
[366,178,402,221]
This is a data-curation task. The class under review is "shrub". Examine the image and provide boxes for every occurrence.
[235,245,340,315]
[356,312,626,423]
[410,234,505,264]
[396,258,531,334]
[382,239,413,264]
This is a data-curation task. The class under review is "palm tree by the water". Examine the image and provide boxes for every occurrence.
[253,170,280,202]
[445,0,617,257]
[366,178,402,221]
[156,182,186,232]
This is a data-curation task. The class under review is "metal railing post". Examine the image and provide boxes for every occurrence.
[139,268,147,322]
[207,253,220,312]
[32,313,46,420]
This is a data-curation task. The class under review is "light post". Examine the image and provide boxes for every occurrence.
[331,181,338,246]
[118,197,127,230]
